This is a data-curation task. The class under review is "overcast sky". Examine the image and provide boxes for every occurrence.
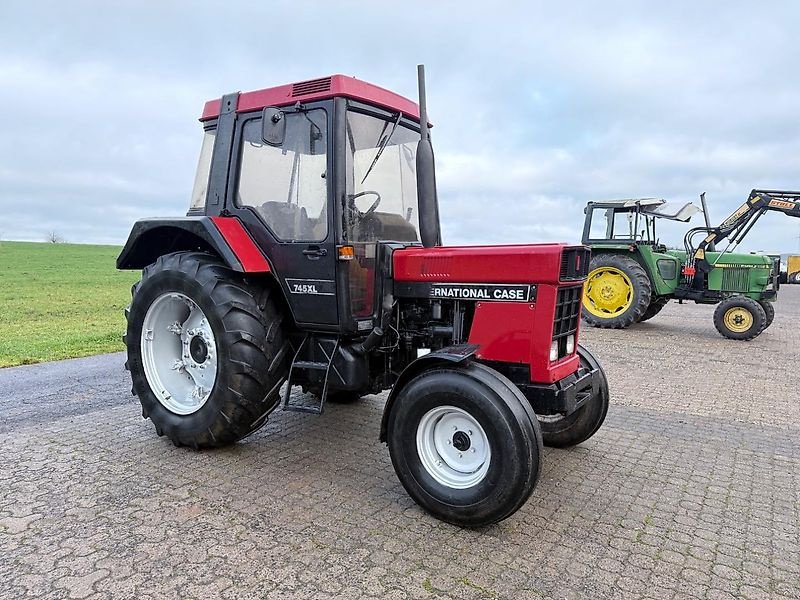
[1,1,799,252]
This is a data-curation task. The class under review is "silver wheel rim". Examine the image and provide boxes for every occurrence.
[416,405,491,489]
[141,292,218,415]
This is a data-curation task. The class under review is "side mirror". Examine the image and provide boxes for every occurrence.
[262,107,286,146]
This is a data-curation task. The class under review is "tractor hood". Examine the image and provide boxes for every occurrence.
[393,244,587,286]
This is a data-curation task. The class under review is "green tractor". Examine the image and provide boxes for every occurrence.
[580,189,800,340]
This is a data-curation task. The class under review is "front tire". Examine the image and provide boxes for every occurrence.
[126,252,290,448]
[638,297,668,323]
[582,254,652,328]
[387,363,542,527]
[537,345,610,448]
[713,296,766,341]
[758,301,775,329]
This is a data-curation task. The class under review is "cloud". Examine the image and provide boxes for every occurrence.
[0,1,799,253]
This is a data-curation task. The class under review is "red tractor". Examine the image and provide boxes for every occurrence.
[117,67,609,527]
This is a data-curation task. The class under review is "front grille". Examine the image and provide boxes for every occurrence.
[721,267,749,293]
[552,285,582,359]
[292,77,332,97]
[554,285,582,338]
[560,247,591,281]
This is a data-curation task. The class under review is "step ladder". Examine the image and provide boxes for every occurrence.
[283,335,340,414]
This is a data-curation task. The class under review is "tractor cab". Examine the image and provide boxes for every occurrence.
[185,77,430,335]
[582,198,700,249]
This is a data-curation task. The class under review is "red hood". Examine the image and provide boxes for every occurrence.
[393,244,571,285]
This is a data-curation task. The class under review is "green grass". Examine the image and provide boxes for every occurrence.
[0,241,140,367]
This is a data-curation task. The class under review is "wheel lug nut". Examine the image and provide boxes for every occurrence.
[471,448,476,453]
[468,430,473,436]
[447,440,451,445]
[458,453,463,458]
[453,426,458,431]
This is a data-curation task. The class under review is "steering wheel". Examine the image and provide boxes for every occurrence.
[349,190,382,218]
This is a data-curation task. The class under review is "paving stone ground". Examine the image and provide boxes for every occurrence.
[1,287,799,599]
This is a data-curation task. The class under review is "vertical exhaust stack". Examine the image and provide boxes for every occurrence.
[700,192,715,251]
[416,65,442,248]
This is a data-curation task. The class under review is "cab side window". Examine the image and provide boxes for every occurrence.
[236,110,328,241]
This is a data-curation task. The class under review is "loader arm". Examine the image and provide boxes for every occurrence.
[689,189,800,272]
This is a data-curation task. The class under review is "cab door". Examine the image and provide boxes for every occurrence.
[229,106,339,327]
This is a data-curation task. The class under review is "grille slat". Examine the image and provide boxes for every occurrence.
[560,247,591,281]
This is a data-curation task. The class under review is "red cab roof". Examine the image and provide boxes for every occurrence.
[201,74,421,122]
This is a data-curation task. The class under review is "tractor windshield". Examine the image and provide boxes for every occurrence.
[345,110,421,243]
[344,109,421,319]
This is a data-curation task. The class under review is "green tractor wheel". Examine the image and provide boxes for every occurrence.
[713,296,767,341]
[582,255,652,329]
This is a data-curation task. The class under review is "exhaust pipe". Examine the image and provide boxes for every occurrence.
[416,65,441,248]
[700,192,715,251]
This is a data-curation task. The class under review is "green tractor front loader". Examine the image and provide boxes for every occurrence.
[580,190,800,340]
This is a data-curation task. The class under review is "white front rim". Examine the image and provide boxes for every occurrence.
[416,405,491,489]
[140,292,218,415]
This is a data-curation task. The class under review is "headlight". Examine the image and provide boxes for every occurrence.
[549,340,559,362]
[565,334,575,355]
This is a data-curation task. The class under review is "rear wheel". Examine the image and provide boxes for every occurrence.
[125,252,290,448]
[582,254,652,328]
[537,345,609,448]
[387,363,542,527]
[758,301,775,329]
[713,296,766,341]
[638,297,668,323]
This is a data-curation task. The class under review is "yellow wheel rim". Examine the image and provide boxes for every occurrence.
[583,266,634,318]
[723,307,753,333]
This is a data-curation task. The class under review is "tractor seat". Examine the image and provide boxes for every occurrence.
[258,201,313,240]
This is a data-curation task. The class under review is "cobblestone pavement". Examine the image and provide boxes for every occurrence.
[1,288,799,600]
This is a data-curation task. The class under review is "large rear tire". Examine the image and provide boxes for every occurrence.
[537,345,609,448]
[125,252,290,448]
[386,362,542,527]
[713,296,766,341]
[582,254,652,328]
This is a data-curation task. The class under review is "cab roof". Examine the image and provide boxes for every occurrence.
[201,74,421,122]
[587,198,701,222]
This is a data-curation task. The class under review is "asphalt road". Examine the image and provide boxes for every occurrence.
[1,288,799,599]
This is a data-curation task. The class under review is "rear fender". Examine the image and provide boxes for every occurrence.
[379,344,478,442]
[116,217,270,273]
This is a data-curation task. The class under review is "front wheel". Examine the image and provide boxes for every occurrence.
[758,301,775,329]
[386,363,542,527]
[537,345,610,448]
[638,297,668,323]
[713,296,766,341]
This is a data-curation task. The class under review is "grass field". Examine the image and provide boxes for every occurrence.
[0,241,140,367]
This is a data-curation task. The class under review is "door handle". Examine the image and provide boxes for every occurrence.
[302,246,328,259]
